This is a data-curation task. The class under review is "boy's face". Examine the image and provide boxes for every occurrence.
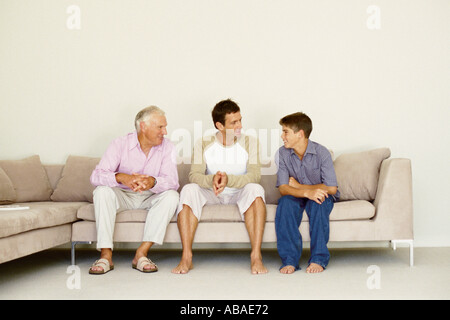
[281,125,303,149]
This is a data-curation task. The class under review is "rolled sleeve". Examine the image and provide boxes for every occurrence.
[320,150,338,187]
[90,139,122,188]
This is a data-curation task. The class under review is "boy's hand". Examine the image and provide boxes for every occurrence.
[305,188,329,204]
[289,177,302,188]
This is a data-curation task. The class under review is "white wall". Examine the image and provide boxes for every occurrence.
[0,0,449,246]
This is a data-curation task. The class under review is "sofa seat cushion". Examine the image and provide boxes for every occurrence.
[0,202,87,238]
[266,201,375,222]
[77,200,375,224]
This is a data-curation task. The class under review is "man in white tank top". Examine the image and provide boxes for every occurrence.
[173,99,268,275]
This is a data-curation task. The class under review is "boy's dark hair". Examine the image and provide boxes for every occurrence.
[279,112,313,138]
[212,99,240,129]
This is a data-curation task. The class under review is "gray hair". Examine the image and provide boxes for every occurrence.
[135,106,165,132]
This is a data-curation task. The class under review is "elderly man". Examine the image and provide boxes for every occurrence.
[172,99,267,275]
[89,106,179,275]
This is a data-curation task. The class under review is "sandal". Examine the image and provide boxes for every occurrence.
[132,256,158,273]
[89,258,114,275]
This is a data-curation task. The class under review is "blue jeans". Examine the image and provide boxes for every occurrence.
[275,195,334,270]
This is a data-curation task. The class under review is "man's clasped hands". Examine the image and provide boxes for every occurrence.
[116,171,228,195]
[115,173,156,193]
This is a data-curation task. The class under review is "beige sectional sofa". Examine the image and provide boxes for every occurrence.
[0,148,414,267]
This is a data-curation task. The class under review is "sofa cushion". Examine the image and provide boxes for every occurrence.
[334,148,391,201]
[260,173,280,205]
[0,155,53,202]
[77,200,374,223]
[0,202,86,238]
[77,203,251,223]
[0,167,16,205]
[51,155,100,203]
[44,165,64,191]
[266,201,375,222]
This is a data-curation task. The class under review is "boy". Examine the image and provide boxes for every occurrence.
[275,112,339,274]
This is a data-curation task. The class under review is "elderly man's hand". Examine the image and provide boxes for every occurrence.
[116,173,156,192]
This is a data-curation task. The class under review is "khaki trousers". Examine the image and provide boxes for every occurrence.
[93,186,179,250]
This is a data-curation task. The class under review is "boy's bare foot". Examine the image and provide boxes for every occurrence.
[280,265,296,274]
[306,263,324,273]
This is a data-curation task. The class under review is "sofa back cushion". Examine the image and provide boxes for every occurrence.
[0,155,53,202]
[44,164,64,190]
[334,148,391,201]
[0,167,16,204]
[51,155,100,203]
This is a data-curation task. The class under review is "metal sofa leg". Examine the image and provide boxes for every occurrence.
[391,240,414,267]
[71,241,92,265]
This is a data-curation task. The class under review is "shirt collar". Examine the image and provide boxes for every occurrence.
[129,131,164,152]
[305,140,317,155]
[288,139,317,157]
[129,132,140,151]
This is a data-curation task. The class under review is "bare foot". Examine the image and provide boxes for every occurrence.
[251,257,268,275]
[172,256,193,274]
[306,263,324,273]
[280,265,296,274]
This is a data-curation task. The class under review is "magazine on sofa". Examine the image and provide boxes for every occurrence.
[0,205,30,211]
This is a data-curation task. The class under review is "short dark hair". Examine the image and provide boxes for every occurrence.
[279,112,313,138]
[211,99,240,129]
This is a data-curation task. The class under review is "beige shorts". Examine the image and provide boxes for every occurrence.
[177,183,265,221]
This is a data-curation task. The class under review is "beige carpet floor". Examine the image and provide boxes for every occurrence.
[0,247,448,300]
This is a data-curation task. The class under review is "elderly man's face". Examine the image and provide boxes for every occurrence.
[140,114,167,147]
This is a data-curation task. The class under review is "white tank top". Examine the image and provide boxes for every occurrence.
[204,141,249,195]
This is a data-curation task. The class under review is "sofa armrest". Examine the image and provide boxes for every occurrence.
[372,158,414,240]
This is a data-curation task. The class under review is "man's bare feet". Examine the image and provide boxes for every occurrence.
[280,265,296,274]
[306,263,324,273]
[251,257,268,275]
[172,254,193,274]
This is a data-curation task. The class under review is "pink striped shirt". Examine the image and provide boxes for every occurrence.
[90,132,179,193]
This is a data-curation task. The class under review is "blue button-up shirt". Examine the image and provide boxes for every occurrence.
[276,140,340,200]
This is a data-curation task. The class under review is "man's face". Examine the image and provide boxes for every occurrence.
[281,125,302,149]
[141,114,168,146]
[222,111,242,138]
